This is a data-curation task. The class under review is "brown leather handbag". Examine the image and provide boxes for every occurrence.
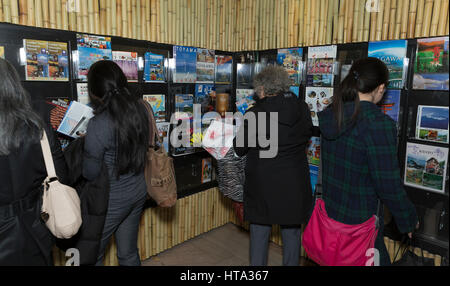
[143,101,177,207]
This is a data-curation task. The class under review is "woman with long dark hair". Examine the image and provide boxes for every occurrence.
[0,58,67,265]
[317,57,418,265]
[83,60,150,266]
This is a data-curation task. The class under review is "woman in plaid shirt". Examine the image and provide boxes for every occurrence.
[317,58,418,266]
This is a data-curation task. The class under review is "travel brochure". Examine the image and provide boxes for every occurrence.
[236,89,255,114]
[156,122,170,152]
[175,94,194,121]
[368,40,408,89]
[46,99,69,131]
[76,83,91,106]
[76,34,112,81]
[215,55,233,84]
[173,45,197,83]
[24,39,69,81]
[307,45,337,87]
[143,94,166,122]
[404,142,448,194]
[112,51,138,82]
[309,165,319,195]
[57,101,94,139]
[144,52,165,82]
[196,48,215,83]
[307,136,321,166]
[415,105,449,143]
[305,87,334,126]
[277,48,303,85]
[413,37,449,90]
[378,89,401,124]
[289,86,300,97]
[195,84,215,114]
[201,158,213,183]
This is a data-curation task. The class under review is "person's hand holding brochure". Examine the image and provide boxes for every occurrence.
[57,101,94,138]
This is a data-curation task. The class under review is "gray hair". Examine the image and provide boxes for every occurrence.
[253,65,292,96]
[0,58,43,155]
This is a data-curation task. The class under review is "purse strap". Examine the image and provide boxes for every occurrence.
[39,130,58,180]
[142,100,164,148]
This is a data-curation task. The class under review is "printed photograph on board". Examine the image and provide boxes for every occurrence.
[112,51,138,82]
[307,136,321,166]
[415,105,449,143]
[143,94,166,122]
[77,34,112,81]
[144,52,165,82]
[201,158,213,183]
[173,46,197,83]
[215,55,233,84]
[305,87,334,126]
[378,89,401,124]
[47,41,69,81]
[196,48,215,83]
[24,39,49,81]
[277,48,303,85]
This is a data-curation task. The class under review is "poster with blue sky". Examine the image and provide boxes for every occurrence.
[368,40,407,89]
[77,34,112,81]
[378,89,401,124]
[173,46,197,83]
[416,105,449,143]
[144,52,165,82]
[277,48,303,85]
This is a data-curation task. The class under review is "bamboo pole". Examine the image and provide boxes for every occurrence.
[3,0,11,23]
[314,0,321,45]
[99,0,105,34]
[369,5,377,41]
[116,0,122,36]
[10,0,19,24]
[68,0,75,30]
[347,0,355,43]
[422,0,434,37]
[393,0,403,39]
[156,0,161,43]
[415,0,425,37]
[400,0,409,38]
[337,0,345,43]
[293,0,299,46]
[121,0,128,37]
[332,0,339,43]
[146,0,151,41]
[55,0,61,29]
[111,0,117,36]
[343,0,350,43]
[407,0,418,38]
[206,0,211,48]
[357,0,364,42]
[438,0,449,35]
[446,5,449,35]
[35,0,42,27]
[382,0,391,40]
[351,0,359,42]
[388,0,397,39]
[81,0,88,32]
[27,0,35,26]
[375,0,385,41]
[0,0,3,22]
[298,0,304,46]
[106,0,112,35]
[288,0,294,46]
[160,0,166,43]
[136,0,141,39]
[19,0,27,25]
[430,0,442,36]
[42,0,49,28]
[49,0,56,28]
[363,0,370,41]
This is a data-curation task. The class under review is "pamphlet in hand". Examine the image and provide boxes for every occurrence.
[57,101,94,138]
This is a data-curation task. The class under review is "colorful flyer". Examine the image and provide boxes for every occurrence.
[0,46,5,59]
[415,105,449,143]
[307,45,337,87]
[305,87,334,126]
[57,101,94,138]
[277,48,303,85]
[201,158,213,183]
[143,94,166,122]
[215,55,233,84]
[173,45,197,83]
[236,89,255,114]
[24,39,49,81]
[368,40,408,89]
[307,136,321,166]
[404,142,448,194]
[378,89,401,124]
[309,164,319,195]
[175,94,194,120]
[195,84,216,114]
[48,41,69,81]
[112,51,138,82]
[46,99,70,131]
[413,37,449,90]
[156,122,170,152]
[77,34,112,81]
[76,83,91,106]
[196,48,215,83]
[144,52,165,82]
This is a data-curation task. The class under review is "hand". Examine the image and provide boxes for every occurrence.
[408,222,420,239]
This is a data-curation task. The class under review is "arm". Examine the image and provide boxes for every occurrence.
[82,117,107,181]
[364,118,418,234]
[44,124,69,184]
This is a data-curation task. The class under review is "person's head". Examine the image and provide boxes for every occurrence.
[332,57,389,130]
[0,58,43,155]
[253,65,292,98]
[87,60,149,176]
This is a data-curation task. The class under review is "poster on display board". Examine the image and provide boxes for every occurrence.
[307,136,321,166]
[112,51,138,82]
[413,37,449,90]
[307,45,337,87]
[305,87,334,126]
[48,41,69,81]
[24,39,49,81]
[156,122,170,152]
[175,94,194,121]
[76,34,112,81]
[0,46,4,59]
[404,142,448,194]
[236,89,255,114]
[277,48,303,85]
[173,46,197,83]
[368,40,408,89]
[144,52,165,82]
[195,84,215,114]
[143,94,166,122]
[215,55,233,84]
[196,48,215,83]
[378,89,401,124]
[415,105,449,144]
[201,158,213,183]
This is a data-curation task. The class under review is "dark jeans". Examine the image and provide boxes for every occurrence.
[96,193,147,266]
[250,224,302,266]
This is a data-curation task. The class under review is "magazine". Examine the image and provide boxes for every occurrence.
[309,165,319,195]
[195,84,216,114]
[47,41,69,81]
[0,46,4,59]
[307,45,337,87]
[77,34,112,81]
[368,40,408,89]
[305,87,334,126]
[112,51,138,82]
[215,55,233,84]
[76,83,91,106]
[415,105,449,143]
[413,37,449,90]
[404,142,448,194]
[57,101,94,138]
[143,94,166,122]
[175,94,194,121]
[24,39,49,81]
[307,136,321,166]
[156,122,170,152]
[196,48,215,83]
[173,46,197,83]
[144,52,165,82]
[378,89,401,124]
[201,158,213,183]
[277,48,303,85]
[236,89,255,114]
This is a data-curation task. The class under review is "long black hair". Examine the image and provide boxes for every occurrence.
[0,58,43,155]
[87,60,149,176]
[332,57,389,131]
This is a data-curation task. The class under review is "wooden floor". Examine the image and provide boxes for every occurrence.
[142,223,317,266]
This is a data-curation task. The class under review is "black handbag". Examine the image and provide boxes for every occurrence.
[392,235,435,266]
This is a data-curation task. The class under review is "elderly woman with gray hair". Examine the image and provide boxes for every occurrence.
[234,65,313,266]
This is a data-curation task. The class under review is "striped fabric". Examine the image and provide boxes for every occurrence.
[216,148,246,202]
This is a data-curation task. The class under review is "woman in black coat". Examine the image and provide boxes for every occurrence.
[0,58,68,266]
[234,65,313,266]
